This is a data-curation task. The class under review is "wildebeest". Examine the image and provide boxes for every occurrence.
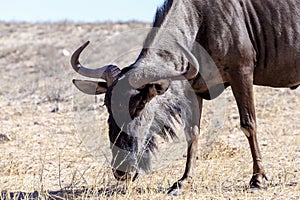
[71,0,300,195]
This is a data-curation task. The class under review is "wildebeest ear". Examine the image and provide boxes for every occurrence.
[72,79,107,95]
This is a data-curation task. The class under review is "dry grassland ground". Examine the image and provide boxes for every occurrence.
[0,22,299,199]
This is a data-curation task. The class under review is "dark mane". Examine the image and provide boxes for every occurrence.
[137,0,174,61]
[153,0,174,27]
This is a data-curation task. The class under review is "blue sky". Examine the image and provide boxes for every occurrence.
[0,0,165,22]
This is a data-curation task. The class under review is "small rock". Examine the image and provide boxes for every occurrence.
[51,106,59,113]
[0,133,12,142]
[62,49,70,56]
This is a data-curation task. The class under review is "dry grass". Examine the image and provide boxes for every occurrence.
[0,22,299,199]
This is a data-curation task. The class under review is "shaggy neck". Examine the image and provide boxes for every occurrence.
[134,0,201,69]
[151,0,200,48]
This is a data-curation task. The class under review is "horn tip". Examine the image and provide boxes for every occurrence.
[79,41,90,50]
[83,40,90,47]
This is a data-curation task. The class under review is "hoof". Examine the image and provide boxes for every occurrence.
[167,187,182,196]
[167,180,188,196]
[250,173,271,190]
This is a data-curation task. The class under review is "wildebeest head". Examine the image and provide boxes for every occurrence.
[71,41,198,181]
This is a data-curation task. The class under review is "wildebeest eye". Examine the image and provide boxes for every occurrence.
[154,84,165,94]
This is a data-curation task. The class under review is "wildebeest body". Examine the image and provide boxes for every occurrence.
[189,0,300,92]
[71,0,300,195]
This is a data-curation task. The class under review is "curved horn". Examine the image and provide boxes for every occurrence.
[176,42,199,79]
[71,41,121,84]
[128,42,199,88]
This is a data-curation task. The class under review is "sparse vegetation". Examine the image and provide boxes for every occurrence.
[0,22,299,199]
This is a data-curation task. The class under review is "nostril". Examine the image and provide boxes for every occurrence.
[113,169,130,181]
[115,170,126,177]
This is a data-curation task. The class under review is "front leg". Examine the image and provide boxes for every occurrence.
[167,126,200,195]
[168,95,203,196]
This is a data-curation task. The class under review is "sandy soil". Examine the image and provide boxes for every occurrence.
[0,21,299,199]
